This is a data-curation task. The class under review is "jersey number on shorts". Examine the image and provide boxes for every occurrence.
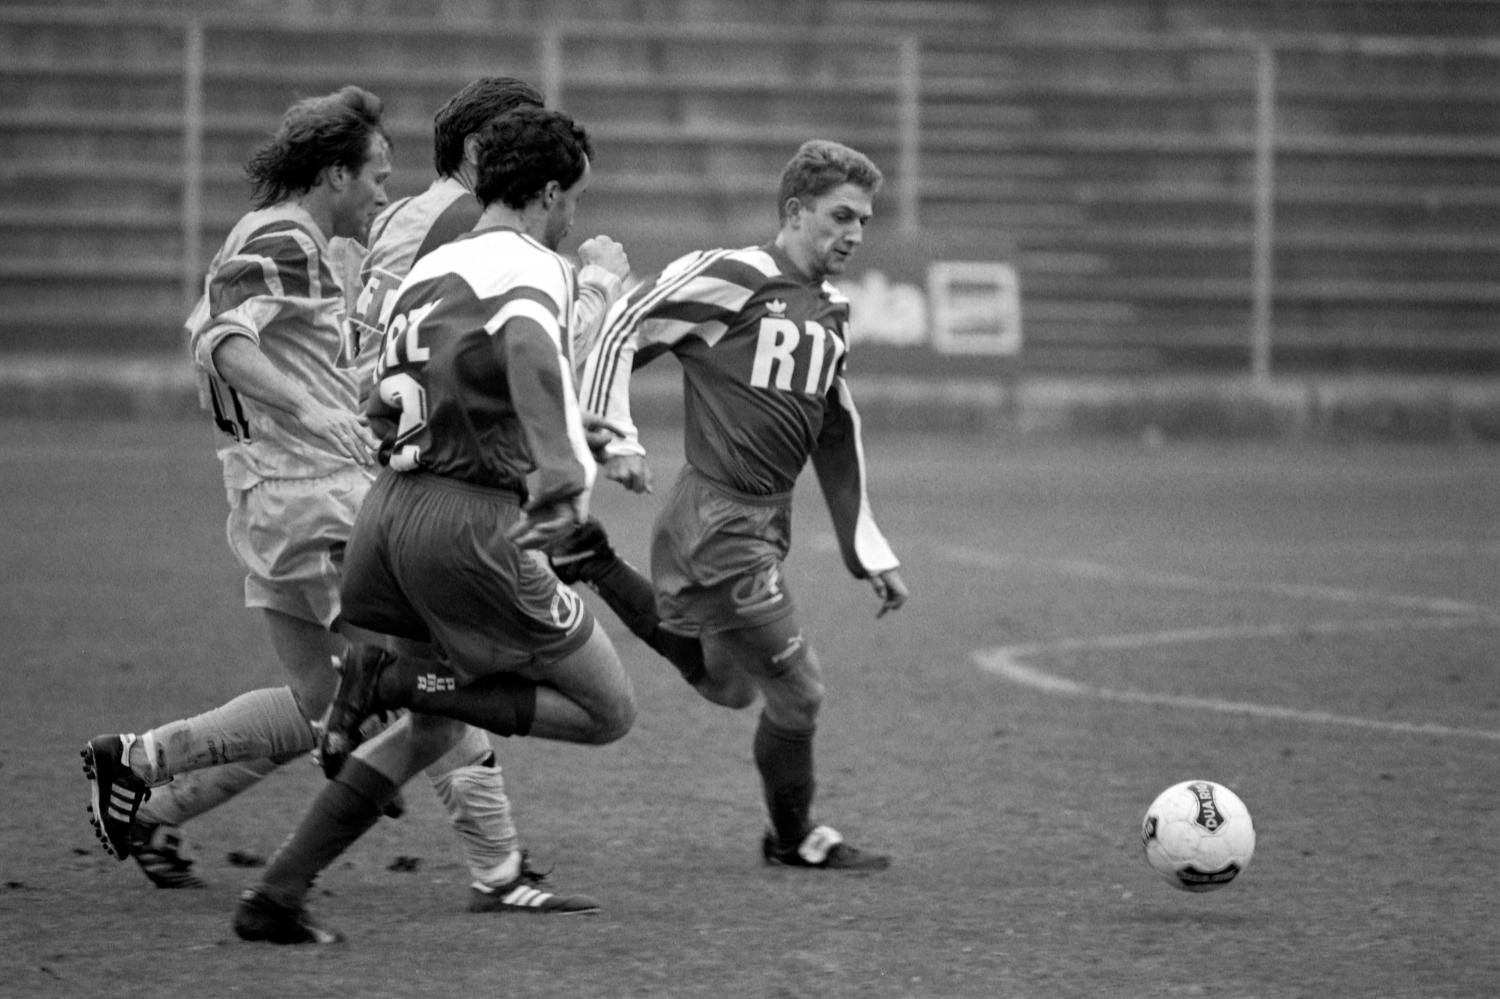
[206,373,251,441]
[748,316,846,396]
[374,299,439,471]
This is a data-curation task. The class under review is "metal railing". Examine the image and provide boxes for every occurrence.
[3,6,1498,374]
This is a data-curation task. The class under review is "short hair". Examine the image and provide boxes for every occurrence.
[432,76,545,177]
[473,107,593,211]
[245,85,389,209]
[776,139,883,222]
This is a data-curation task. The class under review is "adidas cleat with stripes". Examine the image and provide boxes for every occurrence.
[233,888,343,945]
[467,869,600,915]
[81,734,152,862]
[762,824,890,872]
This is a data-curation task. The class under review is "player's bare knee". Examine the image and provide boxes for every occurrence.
[589,698,635,744]
[694,663,758,709]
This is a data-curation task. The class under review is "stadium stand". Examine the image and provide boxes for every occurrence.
[1,0,1498,375]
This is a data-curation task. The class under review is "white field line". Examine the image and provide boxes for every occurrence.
[936,545,1495,617]
[944,545,1500,741]
[975,622,1500,742]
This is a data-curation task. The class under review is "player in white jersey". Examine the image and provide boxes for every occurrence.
[80,86,388,886]
[234,106,633,945]
[79,86,590,910]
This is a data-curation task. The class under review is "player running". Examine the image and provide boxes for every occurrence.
[577,138,910,871]
[233,106,636,944]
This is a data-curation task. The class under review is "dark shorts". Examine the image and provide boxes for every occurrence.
[650,465,799,636]
[340,469,594,683]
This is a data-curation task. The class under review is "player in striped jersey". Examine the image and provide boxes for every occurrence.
[79,87,580,911]
[353,78,627,376]
[80,86,392,887]
[234,107,635,944]
[578,140,909,871]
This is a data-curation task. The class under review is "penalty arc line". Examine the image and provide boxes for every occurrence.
[973,618,1500,743]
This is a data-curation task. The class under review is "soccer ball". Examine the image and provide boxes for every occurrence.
[1141,780,1255,892]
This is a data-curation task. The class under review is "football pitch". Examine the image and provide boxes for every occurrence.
[2,416,1497,998]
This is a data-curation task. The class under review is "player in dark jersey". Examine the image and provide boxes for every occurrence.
[578,139,910,871]
[354,75,703,685]
[234,107,636,944]
[346,76,616,917]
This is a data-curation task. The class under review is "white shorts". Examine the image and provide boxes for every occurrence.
[225,467,371,628]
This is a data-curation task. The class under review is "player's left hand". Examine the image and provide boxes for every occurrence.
[507,496,585,550]
[870,569,908,618]
[605,453,653,494]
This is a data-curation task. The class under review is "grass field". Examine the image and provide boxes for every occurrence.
[2,416,1497,999]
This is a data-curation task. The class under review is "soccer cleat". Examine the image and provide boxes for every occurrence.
[761,824,891,872]
[130,822,206,889]
[543,516,616,584]
[467,863,601,915]
[82,734,152,861]
[233,888,343,945]
[319,643,394,779]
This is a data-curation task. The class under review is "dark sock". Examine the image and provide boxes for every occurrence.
[257,758,398,908]
[753,713,816,849]
[588,559,706,684]
[387,663,537,736]
[649,626,707,685]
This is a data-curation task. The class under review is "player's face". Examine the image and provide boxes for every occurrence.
[787,182,873,280]
[543,155,591,251]
[331,134,392,242]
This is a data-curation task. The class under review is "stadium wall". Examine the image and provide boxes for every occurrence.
[2,0,1498,382]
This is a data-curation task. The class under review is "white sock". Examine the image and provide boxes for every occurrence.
[135,757,283,826]
[135,686,314,780]
[427,727,522,883]
[469,850,524,890]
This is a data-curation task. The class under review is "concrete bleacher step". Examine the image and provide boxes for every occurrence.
[2,3,1498,375]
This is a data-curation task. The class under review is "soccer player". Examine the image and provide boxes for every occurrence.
[353,75,704,689]
[233,106,635,945]
[345,75,631,916]
[577,139,910,870]
[80,86,592,912]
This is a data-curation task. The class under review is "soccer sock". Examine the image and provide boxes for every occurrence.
[585,558,659,639]
[383,662,537,737]
[585,560,707,684]
[257,757,397,909]
[426,727,522,882]
[752,713,817,849]
[136,758,282,828]
[130,686,315,783]
[649,627,707,685]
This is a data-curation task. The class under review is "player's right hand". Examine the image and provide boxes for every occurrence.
[507,496,585,550]
[578,234,630,281]
[300,403,378,465]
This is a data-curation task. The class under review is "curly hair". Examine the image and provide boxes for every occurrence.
[473,107,593,211]
[776,139,883,222]
[432,76,545,177]
[244,85,390,209]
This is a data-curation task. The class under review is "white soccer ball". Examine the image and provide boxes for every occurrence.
[1141,779,1255,892]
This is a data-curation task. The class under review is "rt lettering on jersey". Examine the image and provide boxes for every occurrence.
[748,317,846,396]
